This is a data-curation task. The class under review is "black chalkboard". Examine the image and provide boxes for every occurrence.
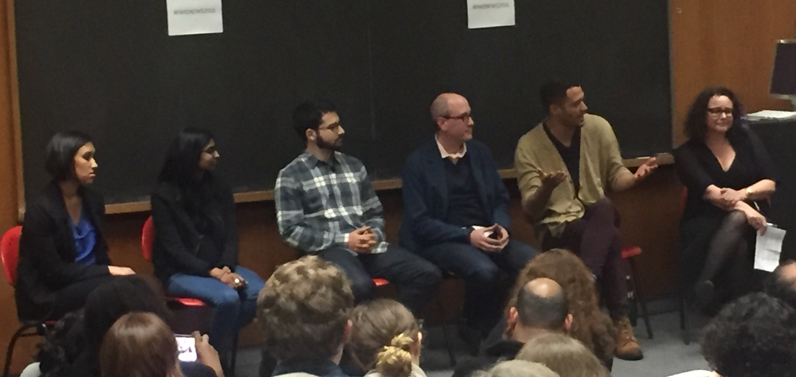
[16,0,671,206]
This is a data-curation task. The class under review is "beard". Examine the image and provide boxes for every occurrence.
[316,134,343,151]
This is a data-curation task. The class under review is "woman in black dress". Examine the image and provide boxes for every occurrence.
[674,87,776,310]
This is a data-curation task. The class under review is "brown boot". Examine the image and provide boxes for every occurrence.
[614,317,643,360]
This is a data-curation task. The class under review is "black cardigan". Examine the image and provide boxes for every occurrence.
[150,177,238,284]
[16,182,111,321]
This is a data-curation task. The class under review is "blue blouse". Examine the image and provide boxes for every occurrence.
[72,212,97,266]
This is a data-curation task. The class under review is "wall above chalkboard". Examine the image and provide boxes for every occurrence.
[13,0,671,214]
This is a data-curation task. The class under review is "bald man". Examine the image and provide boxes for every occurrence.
[452,278,572,377]
[399,93,539,351]
[764,260,796,309]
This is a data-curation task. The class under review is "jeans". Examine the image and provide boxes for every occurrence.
[317,244,442,314]
[167,266,265,352]
[416,239,538,333]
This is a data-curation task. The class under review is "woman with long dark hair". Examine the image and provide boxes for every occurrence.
[16,131,134,321]
[150,128,264,359]
[674,87,776,312]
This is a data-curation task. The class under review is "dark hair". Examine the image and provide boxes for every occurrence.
[684,86,746,141]
[45,131,93,181]
[540,80,580,115]
[37,311,86,377]
[157,127,214,186]
[292,99,337,142]
[764,260,796,310]
[516,280,568,330]
[99,312,179,377]
[701,293,796,377]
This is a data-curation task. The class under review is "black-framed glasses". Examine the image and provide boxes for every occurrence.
[443,112,471,122]
[707,107,733,117]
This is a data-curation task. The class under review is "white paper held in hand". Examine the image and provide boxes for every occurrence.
[754,224,786,272]
[167,0,223,36]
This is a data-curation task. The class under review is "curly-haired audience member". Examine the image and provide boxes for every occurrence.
[701,293,796,377]
[345,299,425,377]
[516,332,610,377]
[257,256,355,377]
[505,249,615,367]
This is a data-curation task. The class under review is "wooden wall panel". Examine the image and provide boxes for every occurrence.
[671,0,796,145]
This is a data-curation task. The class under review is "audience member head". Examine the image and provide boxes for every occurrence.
[516,332,610,377]
[346,299,421,377]
[475,360,559,377]
[257,256,354,365]
[507,249,615,365]
[45,130,97,184]
[158,127,217,186]
[37,311,86,376]
[83,275,171,352]
[430,93,473,143]
[684,86,745,142]
[99,312,182,377]
[701,292,796,377]
[764,260,796,309]
[539,80,586,128]
[508,278,572,342]
[292,98,344,150]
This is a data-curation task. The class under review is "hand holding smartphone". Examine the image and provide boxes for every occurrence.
[175,334,198,362]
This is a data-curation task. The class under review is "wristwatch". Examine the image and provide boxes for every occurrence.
[745,187,753,198]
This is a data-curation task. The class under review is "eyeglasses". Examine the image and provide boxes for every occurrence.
[443,112,471,122]
[707,107,733,117]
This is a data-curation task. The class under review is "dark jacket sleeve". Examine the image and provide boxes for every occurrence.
[21,200,109,288]
[402,153,471,247]
[216,181,239,270]
[482,145,511,229]
[745,126,777,182]
[151,190,213,277]
[674,142,715,196]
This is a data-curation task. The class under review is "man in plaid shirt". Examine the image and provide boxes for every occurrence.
[275,99,441,314]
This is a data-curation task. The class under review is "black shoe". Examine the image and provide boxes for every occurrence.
[694,280,715,312]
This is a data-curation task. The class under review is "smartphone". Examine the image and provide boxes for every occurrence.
[175,334,198,362]
[488,225,502,240]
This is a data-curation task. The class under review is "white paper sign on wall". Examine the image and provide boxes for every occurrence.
[467,0,515,29]
[167,0,224,36]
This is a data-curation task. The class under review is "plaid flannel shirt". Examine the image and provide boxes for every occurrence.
[275,151,388,254]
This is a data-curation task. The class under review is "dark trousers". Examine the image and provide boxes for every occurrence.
[547,198,629,319]
[416,239,538,333]
[318,244,442,314]
[49,275,117,320]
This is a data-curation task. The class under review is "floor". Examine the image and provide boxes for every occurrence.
[232,301,713,377]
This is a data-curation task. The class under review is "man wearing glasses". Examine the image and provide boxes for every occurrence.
[514,80,657,361]
[275,99,442,317]
[399,92,539,352]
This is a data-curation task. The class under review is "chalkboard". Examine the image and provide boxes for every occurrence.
[15,0,671,206]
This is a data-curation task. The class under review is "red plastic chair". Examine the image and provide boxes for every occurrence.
[1,226,53,377]
[621,246,653,339]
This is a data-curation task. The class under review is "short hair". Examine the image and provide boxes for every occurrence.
[99,312,179,377]
[347,299,419,375]
[475,360,560,377]
[45,131,93,181]
[684,86,746,142]
[539,80,580,115]
[515,279,568,330]
[516,333,610,377]
[292,98,337,142]
[257,256,354,363]
[764,260,796,309]
[701,293,796,377]
[157,127,215,186]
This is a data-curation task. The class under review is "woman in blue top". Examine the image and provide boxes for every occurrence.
[150,128,265,358]
[16,131,135,321]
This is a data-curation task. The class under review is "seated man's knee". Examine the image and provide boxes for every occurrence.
[468,264,501,286]
[349,277,377,302]
[418,263,443,289]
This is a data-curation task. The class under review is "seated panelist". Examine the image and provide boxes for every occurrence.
[16,131,135,321]
[151,128,265,354]
[674,87,776,311]
[399,92,539,344]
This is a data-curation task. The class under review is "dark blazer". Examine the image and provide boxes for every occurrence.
[16,181,111,321]
[398,137,511,252]
[150,176,238,284]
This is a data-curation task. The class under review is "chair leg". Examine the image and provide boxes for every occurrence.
[435,295,457,367]
[4,324,38,377]
[680,288,690,345]
[229,331,239,376]
[629,258,653,339]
